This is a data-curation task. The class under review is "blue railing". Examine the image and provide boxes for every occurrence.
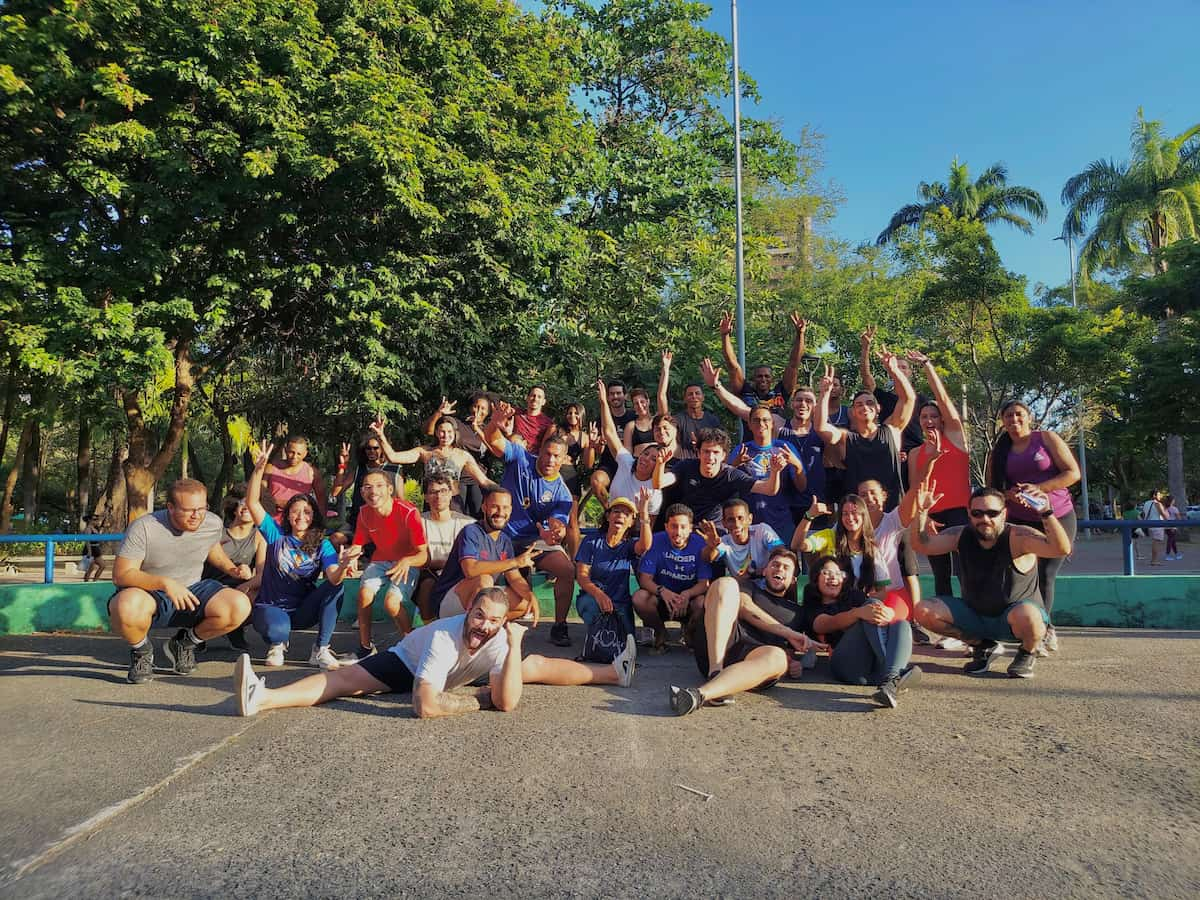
[0,533,125,584]
[1078,519,1196,575]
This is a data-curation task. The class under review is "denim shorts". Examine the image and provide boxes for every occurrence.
[360,561,420,601]
[108,579,228,630]
[940,595,1048,642]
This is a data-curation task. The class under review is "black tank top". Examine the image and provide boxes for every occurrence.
[957,526,1042,617]
[843,426,902,510]
[630,422,654,448]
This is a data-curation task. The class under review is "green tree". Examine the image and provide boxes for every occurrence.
[876,158,1047,246]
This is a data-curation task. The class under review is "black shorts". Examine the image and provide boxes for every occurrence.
[656,596,692,624]
[691,621,781,690]
[357,651,416,693]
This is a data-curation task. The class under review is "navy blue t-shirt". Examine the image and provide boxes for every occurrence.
[434,523,515,595]
[778,425,825,508]
[575,532,638,607]
[257,517,338,609]
[637,532,713,594]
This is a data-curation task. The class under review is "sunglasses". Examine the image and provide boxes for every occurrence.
[969,508,1003,519]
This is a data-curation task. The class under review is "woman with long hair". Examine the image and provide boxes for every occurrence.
[247,441,362,670]
[800,555,921,708]
[986,400,1079,654]
[556,401,593,498]
[371,414,496,510]
[623,388,656,456]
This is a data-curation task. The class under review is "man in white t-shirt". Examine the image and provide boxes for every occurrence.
[700,498,784,581]
[415,474,475,622]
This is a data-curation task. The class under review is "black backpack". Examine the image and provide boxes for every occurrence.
[580,612,628,664]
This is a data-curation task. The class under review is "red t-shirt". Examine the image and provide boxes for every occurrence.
[353,499,427,561]
[913,438,970,512]
[513,412,554,452]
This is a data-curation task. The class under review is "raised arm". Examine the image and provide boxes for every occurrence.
[859,326,878,393]
[483,401,515,458]
[657,350,673,415]
[423,398,457,437]
[749,449,787,496]
[1009,488,1072,558]
[370,415,424,465]
[909,480,961,557]
[880,351,915,431]
[782,313,807,396]
[245,439,273,527]
[901,431,946,528]
[907,350,965,449]
[719,310,746,393]
[814,362,845,446]
[701,358,754,422]
[595,379,623,458]
[634,488,654,555]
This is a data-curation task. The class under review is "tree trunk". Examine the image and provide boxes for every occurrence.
[0,359,15,464]
[76,414,92,526]
[21,419,40,525]
[94,431,128,530]
[1166,434,1188,512]
[122,340,196,522]
[211,392,234,503]
[1,418,33,533]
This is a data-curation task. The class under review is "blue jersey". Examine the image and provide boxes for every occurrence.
[637,532,713,594]
[575,532,638,607]
[501,441,574,544]
[257,517,337,609]
[434,523,515,596]
[777,426,825,508]
[733,439,798,543]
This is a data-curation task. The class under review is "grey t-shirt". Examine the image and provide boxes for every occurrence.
[116,510,222,585]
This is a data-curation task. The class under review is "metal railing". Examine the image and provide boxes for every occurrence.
[1078,519,1196,575]
[0,533,125,584]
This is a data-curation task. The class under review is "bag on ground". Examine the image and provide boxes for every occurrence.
[580,611,628,664]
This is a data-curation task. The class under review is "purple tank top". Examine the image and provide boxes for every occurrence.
[1004,431,1072,521]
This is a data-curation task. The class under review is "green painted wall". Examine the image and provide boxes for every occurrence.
[2,576,1198,636]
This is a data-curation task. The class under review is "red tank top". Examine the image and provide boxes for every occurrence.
[913,438,970,511]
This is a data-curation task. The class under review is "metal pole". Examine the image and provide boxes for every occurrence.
[730,0,747,372]
[1065,235,1090,532]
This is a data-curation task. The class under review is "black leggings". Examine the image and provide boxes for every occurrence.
[928,507,968,596]
[1025,508,1077,615]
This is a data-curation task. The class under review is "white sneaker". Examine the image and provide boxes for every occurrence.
[235,654,266,717]
[265,643,286,667]
[936,637,968,652]
[308,645,341,670]
[612,634,637,688]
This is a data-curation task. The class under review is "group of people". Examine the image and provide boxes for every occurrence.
[104,313,1080,718]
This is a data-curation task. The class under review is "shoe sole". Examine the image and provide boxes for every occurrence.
[235,654,253,717]
[127,655,154,684]
[872,688,898,709]
[615,635,637,688]
[1008,665,1036,679]
[668,685,700,716]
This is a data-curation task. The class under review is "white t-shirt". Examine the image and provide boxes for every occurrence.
[421,511,474,567]
[872,508,905,589]
[714,523,783,578]
[610,449,676,516]
[392,615,508,691]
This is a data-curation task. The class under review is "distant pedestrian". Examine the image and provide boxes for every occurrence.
[1141,489,1167,567]
[1163,495,1182,561]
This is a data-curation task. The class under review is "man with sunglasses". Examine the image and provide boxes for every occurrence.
[108,479,253,683]
[909,484,1071,678]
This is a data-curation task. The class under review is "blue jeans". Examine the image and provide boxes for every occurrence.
[251,581,343,646]
[575,592,636,637]
[830,620,912,686]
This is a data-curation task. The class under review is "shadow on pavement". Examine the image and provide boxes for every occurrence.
[76,697,236,718]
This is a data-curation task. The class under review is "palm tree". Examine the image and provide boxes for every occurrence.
[875,158,1047,245]
[1061,109,1200,278]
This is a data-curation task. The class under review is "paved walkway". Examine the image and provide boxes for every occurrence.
[1,624,1197,898]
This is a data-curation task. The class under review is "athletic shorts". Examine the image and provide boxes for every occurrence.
[940,595,1049,642]
[108,579,228,630]
[357,651,417,693]
[691,621,781,691]
[656,595,692,624]
[360,562,420,601]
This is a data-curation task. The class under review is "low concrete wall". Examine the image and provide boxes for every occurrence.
[2,575,1198,636]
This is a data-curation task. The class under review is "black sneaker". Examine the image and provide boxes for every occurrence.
[872,678,899,709]
[963,641,1000,677]
[1007,648,1036,679]
[355,642,377,661]
[669,685,703,717]
[227,626,250,652]
[127,646,155,684]
[549,622,571,647]
[163,630,197,675]
[911,627,933,645]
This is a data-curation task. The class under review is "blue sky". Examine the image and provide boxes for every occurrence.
[703,0,1200,291]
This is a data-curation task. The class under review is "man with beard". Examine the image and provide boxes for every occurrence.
[233,586,639,717]
[485,402,578,647]
[910,485,1071,679]
[433,488,540,621]
[633,503,713,652]
[507,385,555,454]
[717,311,808,424]
[669,548,826,716]
[699,498,784,581]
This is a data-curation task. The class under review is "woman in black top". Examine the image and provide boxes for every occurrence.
[801,556,920,708]
[623,388,656,456]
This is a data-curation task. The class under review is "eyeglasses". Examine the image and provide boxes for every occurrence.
[969,508,1003,519]
[173,505,208,516]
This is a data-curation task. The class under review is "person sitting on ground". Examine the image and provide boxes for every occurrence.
[718,310,808,426]
[800,555,921,709]
[670,548,826,716]
[350,468,429,659]
[329,430,404,544]
[264,433,329,522]
[658,427,789,526]
[108,478,253,684]
[484,401,578,647]
[815,354,915,512]
[657,349,721,457]
[422,393,494,517]
[233,588,637,719]
[859,326,929,462]
[415,474,476,623]
[910,485,1071,679]
[371,414,496,505]
[575,489,655,638]
[623,387,656,456]
[699,498,784,582]
[633,503,713,653]
[245,441,361,669]
[594,378,675,517]
[432,488,540,623]
[201,486,268,651]
[588,380,636,507]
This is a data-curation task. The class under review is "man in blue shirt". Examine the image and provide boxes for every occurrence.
[485,401,578,647]
[634,503,714,653]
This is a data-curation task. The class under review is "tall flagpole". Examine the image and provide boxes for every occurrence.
[731,0,746,372]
